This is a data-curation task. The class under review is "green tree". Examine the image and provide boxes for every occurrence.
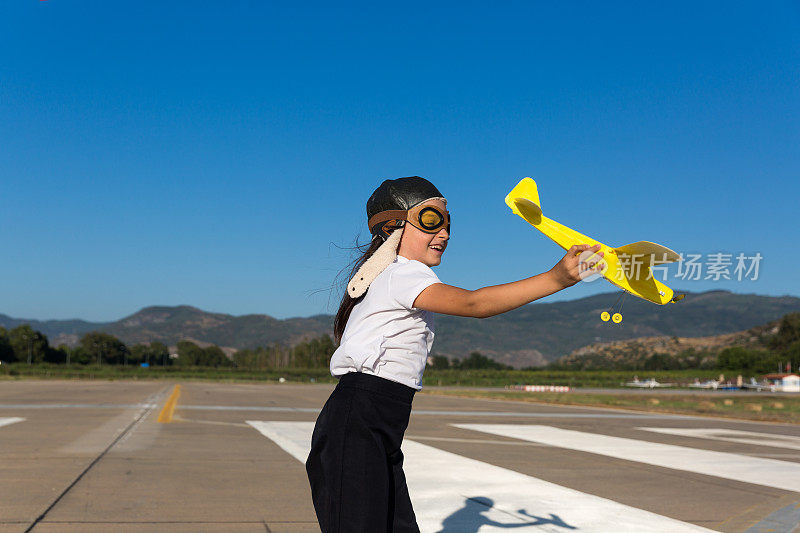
[292,335,336,368]
[9,325,49,364]
[45,345,68,364]
[54,344,75,365]
[232,347,256,368]
[769,313,800,352]
[173,341,231,367]
[201,345,231,367]
[151,342,171,366]
[233,345,279,368]
[786,340,800,367]
[78,332,127,365]
[716,346,782,373]
[130,344,148,365]
[232,335,335,369]
[429,355,450,369]
[130,342,171,366]
[717,347,754,370]
[0,327,15,363]
[68,345,93,365]
[175,340,204,366]
[457,351,511,370]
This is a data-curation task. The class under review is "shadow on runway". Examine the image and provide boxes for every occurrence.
[437,496,578,532]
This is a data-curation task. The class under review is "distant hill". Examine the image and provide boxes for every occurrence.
[433,290,800,367]
[553,317,783,369]
[0,306,333,355]
[2,290,798,368]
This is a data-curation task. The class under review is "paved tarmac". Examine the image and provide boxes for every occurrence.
[1,380,799,532]
[439,386,794,396]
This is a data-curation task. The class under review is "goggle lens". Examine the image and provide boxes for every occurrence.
[419,207,443,229]
[414,206,450,234]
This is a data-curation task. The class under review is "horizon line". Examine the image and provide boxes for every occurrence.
[3,288,798,325]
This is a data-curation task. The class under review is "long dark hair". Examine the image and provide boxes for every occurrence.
[333,234,386,343]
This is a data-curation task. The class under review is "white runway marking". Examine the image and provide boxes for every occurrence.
[247,421,712,532]
[638,427,800,451]
[0,417,24,428]
[456,424,800,493]
[246,421,313,463]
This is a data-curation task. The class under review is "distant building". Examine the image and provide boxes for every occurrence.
[762,374,800,392]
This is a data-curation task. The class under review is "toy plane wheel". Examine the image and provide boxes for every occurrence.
[600,311,610,322]
[612,313,623,324]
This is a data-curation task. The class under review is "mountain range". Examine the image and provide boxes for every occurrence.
[2,289,798,368]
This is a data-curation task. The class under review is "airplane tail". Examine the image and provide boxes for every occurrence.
[505,177,542,223]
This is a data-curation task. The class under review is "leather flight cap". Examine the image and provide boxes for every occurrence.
[367,176,445,239]
[347,176,445,299]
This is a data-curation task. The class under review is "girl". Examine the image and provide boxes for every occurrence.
[305,176,603,532]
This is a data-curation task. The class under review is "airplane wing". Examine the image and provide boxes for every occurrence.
[613,241,681,265]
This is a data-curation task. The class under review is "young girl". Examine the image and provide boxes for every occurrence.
[305,176,603,532]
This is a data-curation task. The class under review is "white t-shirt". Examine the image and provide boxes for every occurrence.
[330,254,441,390]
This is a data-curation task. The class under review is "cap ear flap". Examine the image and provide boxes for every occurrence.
[347,228,404,298]
[380,220,404,239]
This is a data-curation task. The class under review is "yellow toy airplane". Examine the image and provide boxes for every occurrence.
[505,177,685,323]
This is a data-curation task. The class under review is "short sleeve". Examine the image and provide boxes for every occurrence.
[389,260,442,310]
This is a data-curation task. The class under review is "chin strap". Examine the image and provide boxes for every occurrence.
[346,228,404,298]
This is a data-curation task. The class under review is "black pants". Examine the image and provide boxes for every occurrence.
[306,372,420,533]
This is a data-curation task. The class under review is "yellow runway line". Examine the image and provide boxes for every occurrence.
[157,384,181,423]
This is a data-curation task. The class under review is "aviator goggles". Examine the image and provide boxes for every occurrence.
[368,203,451,237]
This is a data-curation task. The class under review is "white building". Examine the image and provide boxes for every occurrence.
[763,374,800,392]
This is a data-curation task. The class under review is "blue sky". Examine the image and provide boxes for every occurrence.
[1,2,798,322]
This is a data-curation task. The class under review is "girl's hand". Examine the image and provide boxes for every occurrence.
[549,244,604,289]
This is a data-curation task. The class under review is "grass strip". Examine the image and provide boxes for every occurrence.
[1,365,742,388]
[0,364,338,383]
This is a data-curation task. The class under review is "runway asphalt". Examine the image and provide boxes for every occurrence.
[1,380,799,532]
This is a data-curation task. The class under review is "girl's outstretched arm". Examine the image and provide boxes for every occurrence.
[414,244,603,318]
